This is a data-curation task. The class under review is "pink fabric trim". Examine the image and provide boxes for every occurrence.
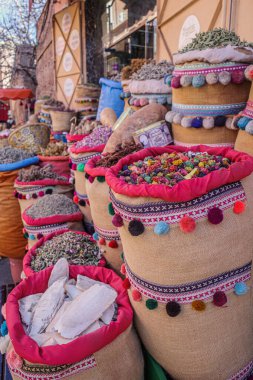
[85,155,107,177]
[173,140,235,148]
[22,207,83,227]
[15,178,70,187]
[70,144,105,155]
[38,156,69,162]
[23,229,106,276]
[6,266,133,366]
[105,145,253,202]
[66,134,89,142]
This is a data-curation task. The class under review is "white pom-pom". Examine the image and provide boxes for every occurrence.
[206,72,218,85]
[181,117,193,128]
[173,113,183,124]
[165,111,176,123]
[225,117,233,129]
[245,120,253,135]
[203,117,215,129]
[180,75,193,87]
[218,71,231,85]
[244,65,253,81]
[26,193,31,200]
[20,271,27,280]
[230,116,240,130]
[0,334,10,354]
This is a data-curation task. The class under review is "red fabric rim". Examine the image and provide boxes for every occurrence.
[23,229,106,277]
[6,266,132,365]
[15,178,70,187]
[66,134,89,142]
[70,144,105,155]
[85,156,107,177]
[105,145,253,202]
[22,206,83,226]
[38,156,69,162]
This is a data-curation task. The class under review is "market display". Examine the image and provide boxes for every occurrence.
[166,28,253,147]
[106,145,253,379]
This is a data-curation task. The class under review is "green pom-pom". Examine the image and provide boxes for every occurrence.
[23,232,29,239]
[121,252,124,262]
[77,163,85,172]
[146,299,158,310]
[108,202,115,216]
[97,176,105,183]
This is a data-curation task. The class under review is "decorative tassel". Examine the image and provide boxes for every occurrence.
[218,71,231,85]
[214,115,226,127]
[108,240,118,248]
[0,321,8,336]
[203,117,215,129]
[132,289,142,302]
[180,75,193,87]
[73,195,79,204]
[179,215,196,233]
[122,278,131,290]
[173,113,183,125]
[128,220,145,236]
[120,263,126,275]
[245,120,253,135]
[206,72,218,85]
[192,75,206,88]
[146,299,158,310]
[112,214,124,227]
[154,221,170,235]
[97,176,105,183]
[108,202,115,216]
[88,176,94,183]
[191,117,202,128]
[92,232,99,241]
[77,163,85,172]
[207,207,223,224]
[191,300,206,311]
[99,238,106,246]
[165,111,176,123]
[233,200,246,214]
[45,188,53,195]
[238,116,251,130]
[166,301,181,317]
[171,76,181,88]
[181,117,193,128]
[213,291,227,306]
[231,71,244,84]
[79,199,86,207]
[234,282,249,295]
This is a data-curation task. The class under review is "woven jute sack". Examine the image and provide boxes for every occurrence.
[235,130,253,156]
[6,266,144,380]
[0,157,39,259]
[106,145,253,379]
[172,123,238,147]
[70,145,104,223]
[22,207,84,249]
[85,157,123,273]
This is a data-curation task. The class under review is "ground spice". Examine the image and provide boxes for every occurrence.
[75,126,112,148]
[96,142,142,168]
[38,142,69,156]
[131,60,174,81]
[0,147,35,164]
[118,151,231,186]
[70,120,99,136]
[31,231,100,271]
[17,164,68,182]
[26,194,79,219]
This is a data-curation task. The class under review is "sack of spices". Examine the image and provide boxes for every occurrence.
[0,148,39,259]
[6,265,144,380]
[23,230,106,276]
[14,164,73,215]
[22,194,83,249]
[85,143,142,273]
[166,29,253,147]
[38,141,70,178]
[106,145,253,379]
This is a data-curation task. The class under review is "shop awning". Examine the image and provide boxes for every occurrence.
[0,88,34,101]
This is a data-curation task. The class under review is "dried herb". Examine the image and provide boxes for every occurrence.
[131,60,174,81]
[96,142,142,168]
[17,164,68,182]
[0,147,35,164]
[26,194,79,219]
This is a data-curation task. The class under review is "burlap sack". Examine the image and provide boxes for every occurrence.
[235,130,253,156]
[172,123,238,147]
[6,266,144,380]
[0,157,39,259]
[106,145,253,379]
[85,157,123,273]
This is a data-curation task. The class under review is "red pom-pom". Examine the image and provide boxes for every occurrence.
[207,207,223,224]
[171,76,181,88]
[233,200,246,214]
[123,278,131,289]
[72,163,77,171]
[179,215,196,233]
[88,176,94,183]
[73,195,79,204]
[231,70,244,84]
[38,191,44,197]
[86,199,90,206]
[213,291,227,307]
[120,263,126,275]
[112,214,124,227]
[132,289,142,301]
[108,240,118,248]
[99,238,106,246]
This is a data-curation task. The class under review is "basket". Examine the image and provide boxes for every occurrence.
[50,110,75,132]
[8,124,50,154]
[76,84,100,98]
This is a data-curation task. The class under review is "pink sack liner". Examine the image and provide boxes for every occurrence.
[22,206,83,227]
[85,155,107,177]
[66,134,89,142]
[15,178,70,187]
[38,155,69,162]
[105,145,253,202]
[70,144,105,155]
[6,265,133,366]
[23,229,106,276]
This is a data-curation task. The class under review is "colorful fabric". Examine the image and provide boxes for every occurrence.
[173,62,248,76]
[172,102,246,116]
[94,224,121,241]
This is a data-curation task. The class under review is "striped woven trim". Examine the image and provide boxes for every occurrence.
[241,100,253,118]
[172,102,246,117]
[15,185,53,194]
[109,182,246,226]
[125,260,251,304]
[24,222,69,235]
[174,63,248,76]
[94,224,121,241]
[75,190,88,201]
[9,355,96,380]
[174,140,235,148]
[70,152,100,166]
[229,359,253,380]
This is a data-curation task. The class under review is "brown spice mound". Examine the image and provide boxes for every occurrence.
[96,142,142,168]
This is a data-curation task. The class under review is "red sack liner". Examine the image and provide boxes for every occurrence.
[85,155,107,177]
[15,178,70,187]
[23,229,106,276]
[66,134,89,142]
[106,145,253,202]
[38,155,69,162]
[70,144,105,155]
[22,206,83,227]
[6,265,133,365]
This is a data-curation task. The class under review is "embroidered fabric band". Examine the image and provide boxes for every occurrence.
[125,260,251,304]
[9,355,96,380]
[242,100,253,118]
[110,182,246,226]
[229,359,253,380]
[173,140,235,148]
[173,63,248,76]
[71,152,100,166]
[75,191,88,201]
[94,224,121,241]
[172,102,246,117]
[25,223,69,235]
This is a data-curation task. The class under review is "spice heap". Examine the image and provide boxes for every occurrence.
[179,28,253,53]
[118,151,231,186]
[31,232,100,271]
[26,194,79,219]
[38,142,68,156]
[44,98,64,109]
[96,142,142,168]
[75,126,112,148]
[131,60,174,80]
[69,120,99,136]
[0,147,35,164]
[17,164,68,182]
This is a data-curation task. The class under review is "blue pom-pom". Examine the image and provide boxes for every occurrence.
[165,74,173,86]
[191,117,203,128]
[234,282,249,295]
[238,117,251,130]
[0,321,8,337]
[154,221,170,235]
[214,116,227,127]
[192,75,206,88]
[93,232,99,241]
[245,120,253,135]
[30,234,36,240]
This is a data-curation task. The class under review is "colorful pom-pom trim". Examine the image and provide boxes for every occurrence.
[154,221,170,235]
[191,300,206,312]
[14,188,53,200]
[207,207,223,225]
[146,299,158,310]
[166,111,234,130]
[97,176,105,183]
[128,220,145,236]
[179,215,196,233]
[213,291,227,307]
[166,301,181,317]
[233,200,246,214]
[112,214,124,227]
